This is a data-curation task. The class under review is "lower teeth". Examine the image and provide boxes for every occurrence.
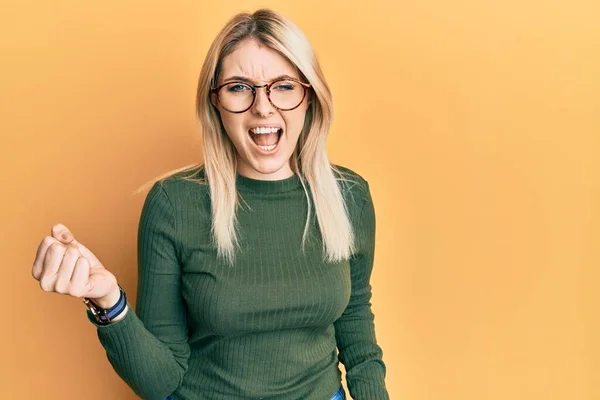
[258,143,277,151]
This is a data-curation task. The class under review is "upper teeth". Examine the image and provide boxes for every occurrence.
[251,127,280,134]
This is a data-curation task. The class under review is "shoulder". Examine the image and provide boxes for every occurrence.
[331,163,371,198]
[146,164,210,205]
[158,164,207,189]
[331,163,372,214]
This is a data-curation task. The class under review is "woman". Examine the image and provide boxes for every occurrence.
[32,9,389,400]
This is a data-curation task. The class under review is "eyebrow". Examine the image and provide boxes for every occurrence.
[221,74,298,85]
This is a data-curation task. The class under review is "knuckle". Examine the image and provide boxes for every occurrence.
[69,286,83,298]
[65,246,80,257]
[75,256,89,267]
[39,278,54,292]
[47,242,64,254]
[42,236,56,247]
[55,281,70,295]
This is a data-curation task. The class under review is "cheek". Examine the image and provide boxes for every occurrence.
[218,112,245,141]
[285,110,308,136]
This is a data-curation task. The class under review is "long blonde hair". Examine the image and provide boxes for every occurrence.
[135,9,360,266]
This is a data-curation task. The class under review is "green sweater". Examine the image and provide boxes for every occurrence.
[88,165,389,400]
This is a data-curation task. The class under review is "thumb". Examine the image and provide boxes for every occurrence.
[52,223,76,244]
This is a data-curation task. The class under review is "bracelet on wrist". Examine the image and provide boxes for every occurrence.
[82,285,127,325]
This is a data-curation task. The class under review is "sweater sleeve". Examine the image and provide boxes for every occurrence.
[86,180,190,400]
[334,181,390,399]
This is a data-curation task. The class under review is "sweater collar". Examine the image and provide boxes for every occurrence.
[235,171,303,194]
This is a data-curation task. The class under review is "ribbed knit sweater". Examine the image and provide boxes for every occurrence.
[88,165,389,400]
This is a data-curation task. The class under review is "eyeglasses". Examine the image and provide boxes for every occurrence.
[210,77,311,113]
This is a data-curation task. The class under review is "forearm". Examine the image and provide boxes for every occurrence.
[88,305,188,399]
[86,283,187,398]
[335,303,389,399]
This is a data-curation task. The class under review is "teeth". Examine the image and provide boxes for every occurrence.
[258,143,277,151]
[251,127,280,134]
[259,144,277,150]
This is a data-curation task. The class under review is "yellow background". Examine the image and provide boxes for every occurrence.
[1,0,598,399]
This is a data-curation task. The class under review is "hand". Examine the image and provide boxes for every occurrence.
[32,223,119,303]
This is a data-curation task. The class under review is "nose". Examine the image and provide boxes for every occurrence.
[251,86,275,117]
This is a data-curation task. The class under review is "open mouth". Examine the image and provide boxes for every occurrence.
[248,127,283,152]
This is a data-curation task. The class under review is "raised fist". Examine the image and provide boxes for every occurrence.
[32,224,118,303]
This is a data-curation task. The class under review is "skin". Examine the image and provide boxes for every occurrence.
[212,37,310,181]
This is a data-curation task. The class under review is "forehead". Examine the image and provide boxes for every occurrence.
[219,38,299,83]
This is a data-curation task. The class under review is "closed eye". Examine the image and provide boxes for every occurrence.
[272,83,296,91]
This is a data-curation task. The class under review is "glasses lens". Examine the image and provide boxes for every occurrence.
[218,82,254,112]
[269,80,305,110]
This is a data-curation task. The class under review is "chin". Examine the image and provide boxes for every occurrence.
[252,160,288,174]
[242,153,292,177]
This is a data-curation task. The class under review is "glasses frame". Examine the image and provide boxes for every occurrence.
[210,77,311,113]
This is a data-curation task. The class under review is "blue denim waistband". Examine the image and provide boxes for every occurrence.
[165,384,345,399]
[330,384,346,400]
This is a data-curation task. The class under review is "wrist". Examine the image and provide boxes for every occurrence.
[90,285,121,309]
[83,284,128,325]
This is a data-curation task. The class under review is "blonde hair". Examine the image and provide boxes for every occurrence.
[135,9,360,266]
